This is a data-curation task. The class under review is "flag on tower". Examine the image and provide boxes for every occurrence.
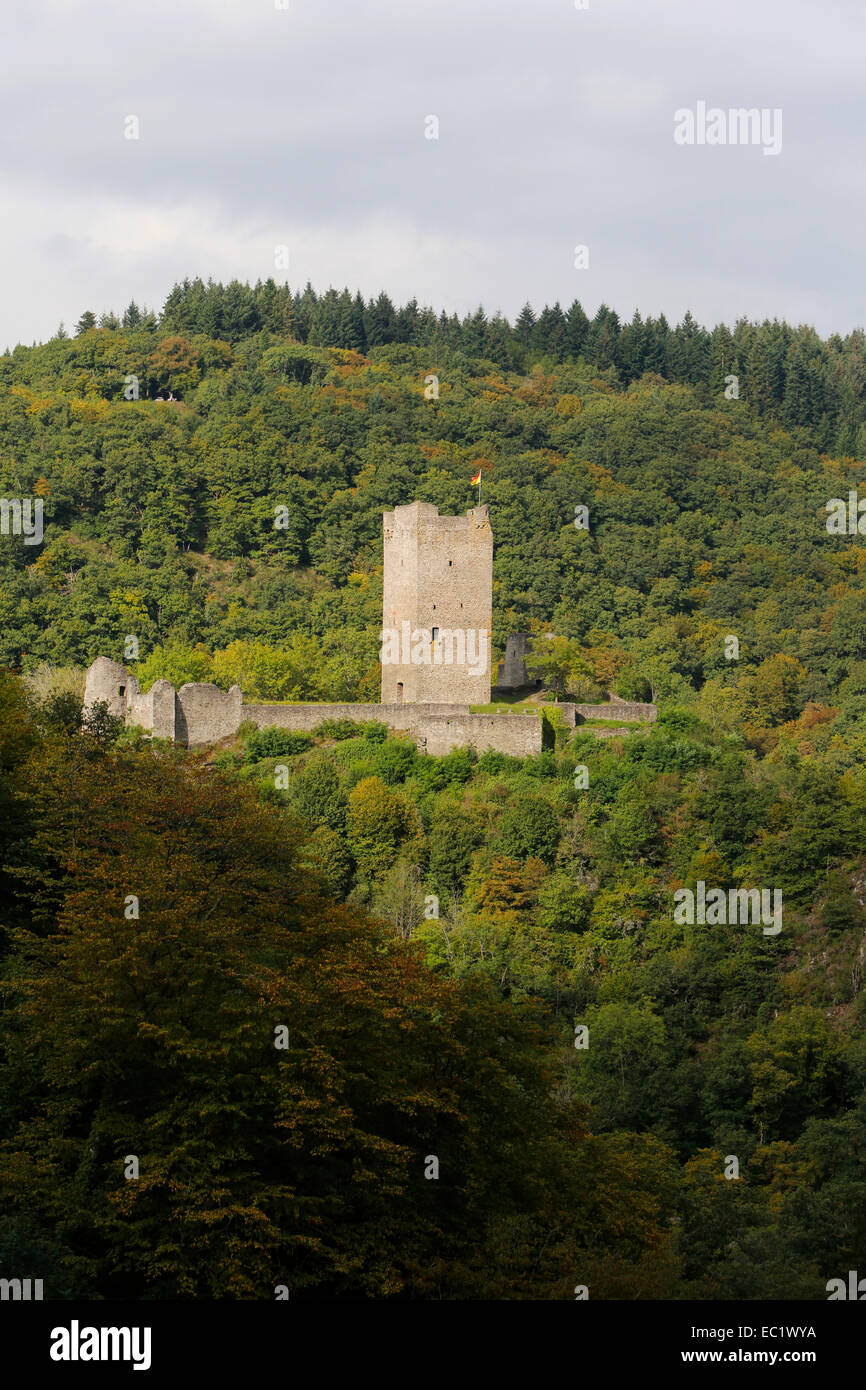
[470,468,482,485]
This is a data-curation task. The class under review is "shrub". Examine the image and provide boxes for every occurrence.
[245,727,313,761]
[314,717,366,741]
[362,721,388,744]
[494,794,560,865]
[373,739,418,785]
[478,749,522,777]
[521,750,557,779]
[412,746,476,792]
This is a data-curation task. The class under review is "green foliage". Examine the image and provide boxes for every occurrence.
[3,702,673,1299]
[314,717,366,740]
[412,746,475,791]
[80,699,124,748]
[3,276,866,1300]
[244,726,313,760]
[372,738,417,785]
[362,721,388,744]
[495,794,561,865]
[346,775,415,880]
[428,805,484,899]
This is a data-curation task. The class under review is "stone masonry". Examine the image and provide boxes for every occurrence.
[495,632,533,691]
[381,501,492,705]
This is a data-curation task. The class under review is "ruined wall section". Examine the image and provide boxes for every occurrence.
[242,700,470,733]
[418,714,542,757]
[495,633,532,690]
[82,660,545,757]
[567,701,657,723]
[83,657,172,736]
[243,701,541,758]
[176,683,242,746]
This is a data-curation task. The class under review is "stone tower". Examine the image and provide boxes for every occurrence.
[381,501,493,705]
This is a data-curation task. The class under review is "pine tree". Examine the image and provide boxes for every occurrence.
[585,305,621,371]
[364,291,397,348]
[565,299,589,358]
[515,302,536,345]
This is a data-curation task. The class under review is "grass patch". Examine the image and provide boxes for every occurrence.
[580,717,648,728]
[471,703,539,715]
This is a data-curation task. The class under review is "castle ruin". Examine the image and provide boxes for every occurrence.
[84,502,656,755]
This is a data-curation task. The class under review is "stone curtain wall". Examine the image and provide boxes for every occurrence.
[83,660,654,757]
[241,700,470,734]
[243,701,542,757]
[560,701,658,724]
[83,659,546,757]
[417,714,542,757]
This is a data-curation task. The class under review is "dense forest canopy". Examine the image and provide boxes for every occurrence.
[1,278,864,742]
[1,277,865,1300]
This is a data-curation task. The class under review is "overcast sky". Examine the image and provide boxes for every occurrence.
[1,0,863,347]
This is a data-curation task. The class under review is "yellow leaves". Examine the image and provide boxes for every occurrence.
[479,372,511,395]
[515,365,557,407]
[583,459,628,496]
[69,397,110,422]
[109,587,149,627]
[33,549,63,589]
[555,393,584,418]
[314,384,367,410]
[9,384,54,417]
[326,347,368,369]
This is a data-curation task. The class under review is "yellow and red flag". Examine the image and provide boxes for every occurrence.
[470,468,482,486]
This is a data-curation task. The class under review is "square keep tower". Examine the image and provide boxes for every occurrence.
[381,501,493,705]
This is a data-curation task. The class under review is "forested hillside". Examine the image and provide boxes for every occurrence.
[1,280,865,1299]
[2,279,865,739]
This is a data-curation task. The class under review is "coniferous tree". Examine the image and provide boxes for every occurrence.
[515,301,536,346]
[565,299,589,357]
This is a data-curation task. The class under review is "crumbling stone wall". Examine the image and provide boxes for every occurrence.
[82,659,547,757]
[241,700,470,733]
[495,633,533,690]
[416,714,542,757]
[176,683,243,746]
[568,701,657,723]
[83,656,657,755]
